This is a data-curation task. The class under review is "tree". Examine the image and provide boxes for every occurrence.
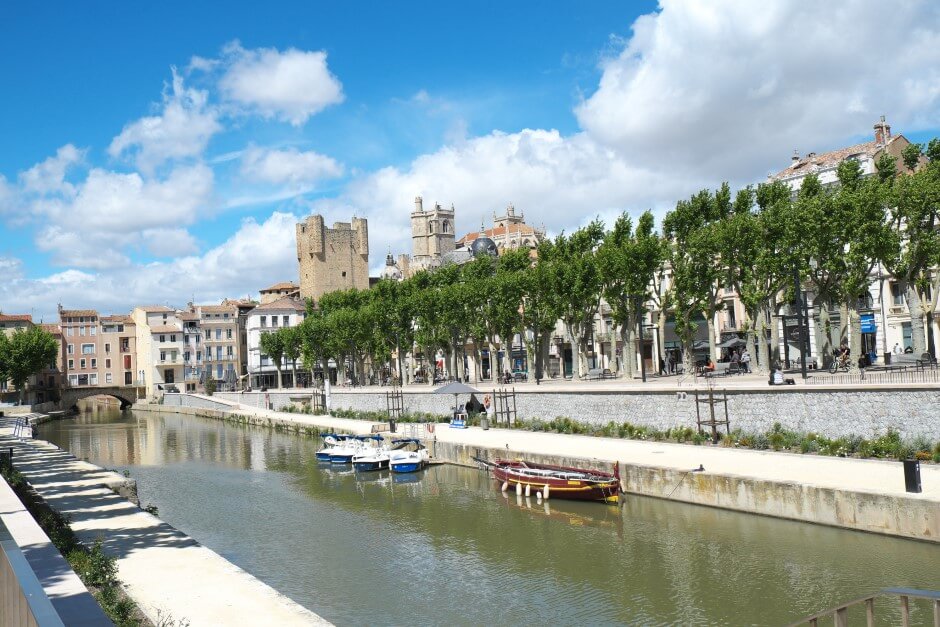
[541,221,605,378]
[597,211,666,378]
[0,326,58,404]
[281,326,302,388]
[258,329,285,389]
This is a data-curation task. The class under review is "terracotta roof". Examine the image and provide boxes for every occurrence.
[179,312,200,321]
[149,325,182,334]
[137,305,173,312]
[0,314,33,323]
[456,223,540,246]
[59,309,97,317]
[252,296,306,312]
[101,314,133,323]
[771,136,899,180]
[260,281,299,292]
[40,323,61,335]
[199,304,237,314]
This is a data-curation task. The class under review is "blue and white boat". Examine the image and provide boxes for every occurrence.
[389,439,430,473]
[315,434,350,462]
[330,435,383,464]
[352,440,390,472]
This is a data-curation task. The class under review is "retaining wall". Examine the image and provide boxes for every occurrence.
[216,387,940,439]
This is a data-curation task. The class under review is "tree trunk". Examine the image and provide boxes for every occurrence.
[769,299,781,367]
[906,284,927,355]
[847,300,862,373]
[565,321,587,378]
[816,304,831,368]
[291,360,298,389]
[275,364,283,389]
[706,312,718,363]
[758,305,771,374]
[620,323,634,379]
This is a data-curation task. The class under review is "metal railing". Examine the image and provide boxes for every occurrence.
[808,368,940,385]
[789,587,940,627]
[0,519,66,626]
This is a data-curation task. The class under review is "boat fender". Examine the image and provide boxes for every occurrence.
[524,484,531,497]
[543,484,550,500]
[515,482,523,495]
[536,491,542,502]
[501,481,509,492]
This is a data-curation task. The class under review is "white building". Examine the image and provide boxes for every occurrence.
[132,305,184,396]
[246,296,306,388]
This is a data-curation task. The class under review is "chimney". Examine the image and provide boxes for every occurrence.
[791,150,800,164]
[807,152,816,159]
[874,115,892,146]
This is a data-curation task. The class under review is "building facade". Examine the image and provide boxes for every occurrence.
[455,203,545,254]
[408,196,456,274]
[246,296,307,388]
[259,282,299,304]
[296,215,369,303]
[132,305,183,396]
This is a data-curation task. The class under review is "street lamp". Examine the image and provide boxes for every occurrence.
[792,266,808,380]
[633,295,647,383]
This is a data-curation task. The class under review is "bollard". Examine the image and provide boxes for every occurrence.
[903,459,922,493]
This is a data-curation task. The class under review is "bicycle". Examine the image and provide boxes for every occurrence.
[829,351,850,374]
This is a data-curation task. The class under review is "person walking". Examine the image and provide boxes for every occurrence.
[663,352,672,376]
[740,348,751,373]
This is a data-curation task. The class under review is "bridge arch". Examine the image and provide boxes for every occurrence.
[60,386,138,411]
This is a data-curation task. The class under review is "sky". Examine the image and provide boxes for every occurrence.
[2,0,940,322]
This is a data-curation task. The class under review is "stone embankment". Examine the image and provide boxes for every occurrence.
[151,393,939,543]
[1,414,331,626]
[215,381,940,439]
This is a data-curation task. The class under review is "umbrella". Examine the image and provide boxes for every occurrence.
[717,337,747,349]
[433,381,481,422]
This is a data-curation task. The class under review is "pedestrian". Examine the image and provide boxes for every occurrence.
[663,352,672,376]
[740,348,751,373]
[484,394,495,423]
[893,342,902,355]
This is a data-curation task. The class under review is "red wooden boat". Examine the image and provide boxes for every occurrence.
[491,459,621,503]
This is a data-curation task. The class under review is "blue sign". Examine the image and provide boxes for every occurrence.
[860,313,876,333]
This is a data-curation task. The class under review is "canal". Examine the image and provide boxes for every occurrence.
[40,408,940,626]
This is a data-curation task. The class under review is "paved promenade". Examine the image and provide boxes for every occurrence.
[0,416,331,626]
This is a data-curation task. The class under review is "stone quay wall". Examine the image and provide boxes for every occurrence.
[213,386,940,440]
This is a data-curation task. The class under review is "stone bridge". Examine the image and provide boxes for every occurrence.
[60,385,145,410]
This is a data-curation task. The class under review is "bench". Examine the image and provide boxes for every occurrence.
[583,368,604,380]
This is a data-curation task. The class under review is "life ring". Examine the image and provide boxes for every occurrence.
[427,423,435,433]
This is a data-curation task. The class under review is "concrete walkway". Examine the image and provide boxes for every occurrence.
[0,417,331,627]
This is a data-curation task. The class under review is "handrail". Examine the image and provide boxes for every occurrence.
[0,519,66,627]
[788,587,940,627]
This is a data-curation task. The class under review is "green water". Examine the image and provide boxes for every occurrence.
[40,408,940,626]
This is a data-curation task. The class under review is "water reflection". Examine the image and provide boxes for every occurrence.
[41,408,940,626]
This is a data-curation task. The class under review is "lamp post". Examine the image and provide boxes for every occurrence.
[633,295,647,383]
[793,266,808,380]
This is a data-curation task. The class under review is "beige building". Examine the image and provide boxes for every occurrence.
[296,215,369,303]
[198,303,241,389]
[259,282,299,304]
[132,305,183,396]
[100,315,136,387]
[59,308,104,389]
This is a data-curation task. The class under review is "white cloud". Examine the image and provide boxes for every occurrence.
[576,0,940,180]
[19,144,84,195]
[0,256,23,279]
[216,42,344,125]
[0,212,299,321]
[240,145,343,187]
[109,69,221,174]
[141,228,200,257]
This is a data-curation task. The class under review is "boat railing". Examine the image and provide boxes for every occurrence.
[788,587,940,627]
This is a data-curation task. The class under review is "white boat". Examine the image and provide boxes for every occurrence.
[388,439,430,473]
[352,440,391,471]
[315,434,351,462]
[330,435,382,464]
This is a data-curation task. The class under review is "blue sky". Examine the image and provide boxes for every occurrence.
[2,0,940,320]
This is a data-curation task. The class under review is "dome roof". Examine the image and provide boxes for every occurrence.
[470,237,498,258]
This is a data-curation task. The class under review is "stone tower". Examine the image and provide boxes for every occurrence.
[410,196,455,272]
[296,214,369,303]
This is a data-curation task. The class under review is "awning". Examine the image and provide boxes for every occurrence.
[717,337,747,349]
[861,313,876,333]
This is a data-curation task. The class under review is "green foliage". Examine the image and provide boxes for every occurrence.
[204,378,217,396]
[0,325,59,402]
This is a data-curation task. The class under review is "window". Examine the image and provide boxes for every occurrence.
[163,313,168,321]
[66,327,74,337]
[892,283,906,307]
[184,352,190,362]
[123,355,131,369]
[68,359,74,369]
[171,334,176,342]
[216,346,222,360]
[272,316,279,328]
[226,328,232,340]
[283,315,290,327]
[105,359,111,368]
[196,350,202,361]
[121,339,130,352]
[227,346,233,358]
[260,316,267,328]
[224,313,230,319]
[205,329,211,340]
[67,344,74,355]
[902,322,913,349]
[105,373,112,384]
[442,220,449,233]
[90,326,96,336]
[82,343,94,354]
[160,334,166,343]
[260,355,269,366]
[80,326,85,336]
[78,374,88,386]
[91,359,96,368]
[124,372,132,385]
[89,374,98,385]
[80,359,86,369]
[69,375,78,386]
[215,328,221,340]
[217,364,223,378]
[105,342,111,354]
[117,324,124,333]
[160,351,166,362]
[341,271,347,277]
